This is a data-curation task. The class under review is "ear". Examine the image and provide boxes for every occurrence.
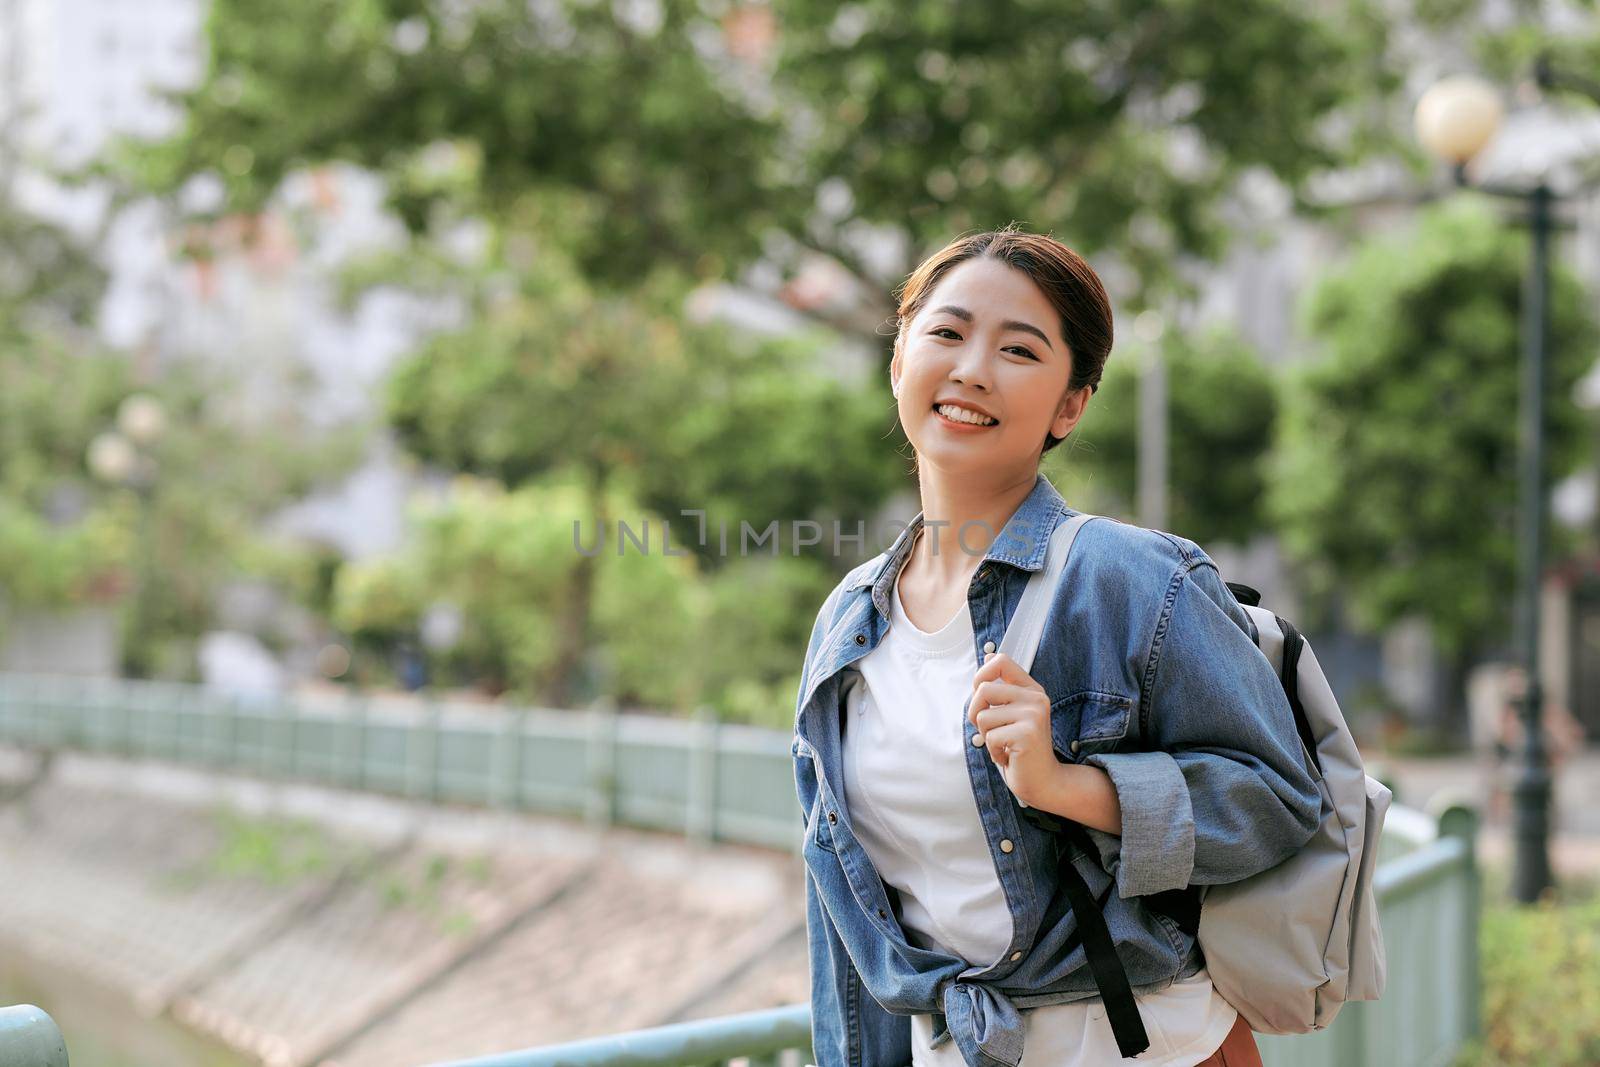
[890,336,903,397]
[1050,383,1093,440]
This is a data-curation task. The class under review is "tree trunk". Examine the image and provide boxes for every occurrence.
[546,461,607,708]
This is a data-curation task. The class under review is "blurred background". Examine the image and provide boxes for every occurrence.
[1,1,1599,1065]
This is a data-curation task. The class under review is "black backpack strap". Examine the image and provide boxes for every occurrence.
[1142,884,1202,938]
[1056,824,1149,1059]
[1273,615,1323,775]
[1224,581,1261,606]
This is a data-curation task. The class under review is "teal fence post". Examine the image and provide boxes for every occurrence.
[1436,803,1481,1045]
[587,697,618,828]
[282,697,299,778]
[116,680,131,757]
[0,1003,69,1067]
[223,693,239,770]
[409,699,442,802]
[345,691,368,790]
[492,709,526,811]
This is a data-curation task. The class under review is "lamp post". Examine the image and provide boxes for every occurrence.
[1414,71,1570,903]
[87,394,166,677]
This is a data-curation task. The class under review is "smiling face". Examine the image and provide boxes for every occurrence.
[890,255,1091,476]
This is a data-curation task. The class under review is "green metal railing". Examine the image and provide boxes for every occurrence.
[0,672,797,852]
[0,1005,68,1067]
[0,673,1481,1067]
[423,804,1480,1067]
[433,1005,812,1067]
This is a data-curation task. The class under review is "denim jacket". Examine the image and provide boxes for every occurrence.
[792,472,1321,1067]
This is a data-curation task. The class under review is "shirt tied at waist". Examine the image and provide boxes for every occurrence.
[926,978,1026,1067]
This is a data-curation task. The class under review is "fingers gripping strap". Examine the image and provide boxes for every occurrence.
[995,513,1099,810]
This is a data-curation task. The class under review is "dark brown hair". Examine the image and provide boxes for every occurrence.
[893,223,1113,454]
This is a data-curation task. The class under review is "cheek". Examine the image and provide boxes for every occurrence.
[997,373,1055,418]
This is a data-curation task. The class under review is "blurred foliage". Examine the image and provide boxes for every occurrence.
[1454,873,1600,1067]
[119,0,1437,311]
[1473,7,1600,102]
[0,196,370,675]
[173,805,338,888]
[0,499,129,613]
[122,0,795,294]
[0,200,106,330]
[330,471,836,723]
[370,232,903,702]
[1271,198,1597,661]
[773,0,1411,307]
[1071,326,1278,547]
[620,330,905,573]
[379,236,904,560]
[0,324,137,630]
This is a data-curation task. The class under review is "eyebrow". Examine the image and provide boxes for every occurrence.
[930,304,1054,350]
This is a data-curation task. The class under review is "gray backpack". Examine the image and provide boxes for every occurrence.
[999,513,1390,1054]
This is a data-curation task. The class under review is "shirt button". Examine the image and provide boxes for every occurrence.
[983,640,996,654]
[1000,839,1014,853]
[827,811,837,824]
[855,633,866,645]
[1070,740,1081,755]
[878,908,887,919]
[971,733,984,747]
[1011,951,1023,961]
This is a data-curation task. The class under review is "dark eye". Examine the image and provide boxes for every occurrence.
[932,327,1036,360]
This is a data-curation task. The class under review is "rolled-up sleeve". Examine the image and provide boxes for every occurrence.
[1081,558,1322,900]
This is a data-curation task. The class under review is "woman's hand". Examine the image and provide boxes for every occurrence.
[968,650,1059,809]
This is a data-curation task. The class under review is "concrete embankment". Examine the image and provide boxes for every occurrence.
[0,746,808,1066]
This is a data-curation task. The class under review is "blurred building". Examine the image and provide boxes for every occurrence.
[1,0,423,567]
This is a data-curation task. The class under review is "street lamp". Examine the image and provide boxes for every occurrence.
[1414,70,1572,903]
[87,394,166,677]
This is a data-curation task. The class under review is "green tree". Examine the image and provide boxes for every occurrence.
[118,0,1460,701]
[1067,326,1279,547]
[1270,199,1597,724]
[382,245,900,703]
[0,190,369,675]
[332,471,837,717]
[124,0,1423,312]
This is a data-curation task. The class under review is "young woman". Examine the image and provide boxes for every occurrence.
[792,225,1321,1067]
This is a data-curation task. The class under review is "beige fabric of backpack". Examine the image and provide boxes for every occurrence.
[1198,596,1391,1033]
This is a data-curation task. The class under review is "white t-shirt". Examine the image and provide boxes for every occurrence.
[838,560,1239,1067]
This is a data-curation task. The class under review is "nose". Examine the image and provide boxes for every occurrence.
[950,342,994,391]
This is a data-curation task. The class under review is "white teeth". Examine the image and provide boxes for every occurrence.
[936,403,997,426]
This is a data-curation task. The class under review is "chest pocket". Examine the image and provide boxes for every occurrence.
[1049,691,1134,764]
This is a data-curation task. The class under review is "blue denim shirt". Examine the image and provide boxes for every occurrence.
[792,472,1321,1067]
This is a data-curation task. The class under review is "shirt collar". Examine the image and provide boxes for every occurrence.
[850,471,1070,619]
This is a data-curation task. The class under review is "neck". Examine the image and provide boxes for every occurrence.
[910,466,1039,587]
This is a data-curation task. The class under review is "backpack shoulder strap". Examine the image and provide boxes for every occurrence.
[996,511,1100,669]
[1273,614,1323,776]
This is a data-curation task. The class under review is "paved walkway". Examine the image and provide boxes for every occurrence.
[1366,747,1600,882]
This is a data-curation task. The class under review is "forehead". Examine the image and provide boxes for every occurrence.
[918,256,1057,323]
